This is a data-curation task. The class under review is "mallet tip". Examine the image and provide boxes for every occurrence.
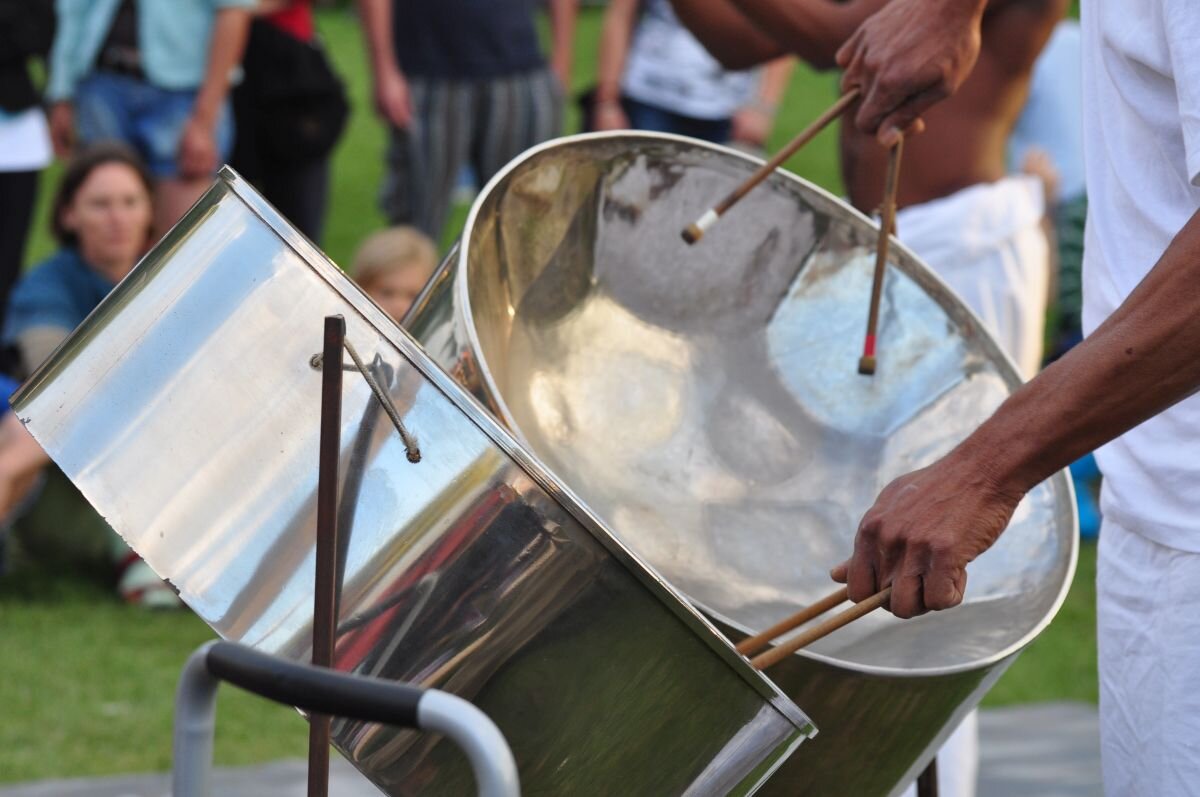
[681,223,703,245]
[857,355,877,376]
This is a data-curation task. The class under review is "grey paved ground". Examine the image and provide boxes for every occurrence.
[0,703,1100,796]
[978,703,1102,797]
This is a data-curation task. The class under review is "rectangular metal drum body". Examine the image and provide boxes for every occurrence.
[12,170,814,796]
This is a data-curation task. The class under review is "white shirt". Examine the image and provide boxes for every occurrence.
[1081,0,1200,551]
[0,109,52,173]
[621,0,757,120]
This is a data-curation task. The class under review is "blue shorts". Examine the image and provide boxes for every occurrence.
[75,72,233,179]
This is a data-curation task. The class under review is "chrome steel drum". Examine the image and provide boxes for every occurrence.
[405,132,1079,796]
[12,169,816,795]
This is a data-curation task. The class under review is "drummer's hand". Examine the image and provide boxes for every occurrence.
[374,66,413,129]
[830,449,1024,619]
[836,0,986,147]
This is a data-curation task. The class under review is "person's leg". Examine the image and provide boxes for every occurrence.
[1097,519,1200,796]
[0,169,40,333]
[73,73,138,149]
[473,68,563,192]
[260,156,331,244]
[134,85,235,238]
[380,124,416,227]
[412,78,472,241]
[381,77,469,240]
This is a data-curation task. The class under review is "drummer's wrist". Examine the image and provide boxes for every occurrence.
[953,406,1049,500]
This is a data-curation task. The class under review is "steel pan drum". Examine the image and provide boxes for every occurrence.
[405,132,1079,796]
[12,169,817,795]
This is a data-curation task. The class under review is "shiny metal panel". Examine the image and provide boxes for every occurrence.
[405,132,1079,797]
[13,168,815,796]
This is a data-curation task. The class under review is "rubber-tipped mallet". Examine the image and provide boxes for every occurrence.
[858,136,904,376]
[682,88,861,245]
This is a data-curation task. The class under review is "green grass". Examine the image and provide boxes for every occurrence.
[2,6,1092,784]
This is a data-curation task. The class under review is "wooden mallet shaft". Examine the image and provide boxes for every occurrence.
[858,137,904,376]
[682,88,861,245]
[735,586,849,657]
[750,586,892,671]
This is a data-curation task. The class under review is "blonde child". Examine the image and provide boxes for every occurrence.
[351,225,438,323]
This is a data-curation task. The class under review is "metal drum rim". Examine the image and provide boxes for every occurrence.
[451,130,1079,678]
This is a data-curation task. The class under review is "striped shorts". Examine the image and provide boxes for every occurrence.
[381,67,563,239]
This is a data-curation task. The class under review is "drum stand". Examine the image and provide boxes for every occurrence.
[309,314,422,797]
[309,315,345,797]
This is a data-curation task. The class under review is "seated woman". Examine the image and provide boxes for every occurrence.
[0,142,177,607]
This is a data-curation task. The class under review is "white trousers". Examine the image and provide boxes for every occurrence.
[1098,518,1200,796]
[896,174,1050,380]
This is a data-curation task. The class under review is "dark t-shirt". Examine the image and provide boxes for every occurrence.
[391,0,546,80]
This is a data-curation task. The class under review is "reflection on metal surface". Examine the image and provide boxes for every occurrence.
[13,169,815,795]
[405,132,1079,797]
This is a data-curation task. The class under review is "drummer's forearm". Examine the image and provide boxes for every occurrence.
[960,208,1200,497]
[669,0,787,69]
[728,0,890,68]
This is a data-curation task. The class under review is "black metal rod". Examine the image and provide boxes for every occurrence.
[916,755,938,797]
[309,315,345,797]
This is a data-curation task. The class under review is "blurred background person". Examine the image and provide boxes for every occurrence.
[0,143,177,607]
[591,0,793,151]
[0,0,55,342]
[231,0,348,244]
[357,0,577,242]
[46,0,254,239]
[351,225,437,323]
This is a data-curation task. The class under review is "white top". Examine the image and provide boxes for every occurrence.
[1008,21,1085,202]
[1081,0,1200,551]
[621,0,757,120]
[0,108,53,173]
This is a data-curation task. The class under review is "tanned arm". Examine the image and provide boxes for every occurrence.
[178,6,252,178]
[594,0,638,130]
[547,0,578,90]
[357,0,411,128]
[724,0,889,69]
[669,0,786,69]
[834,208,1200,618]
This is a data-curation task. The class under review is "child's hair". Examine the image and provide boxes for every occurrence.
[351,226,438,287]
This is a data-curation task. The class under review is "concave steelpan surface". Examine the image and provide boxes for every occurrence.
[12,168,816,796]
[405,133,1078,796]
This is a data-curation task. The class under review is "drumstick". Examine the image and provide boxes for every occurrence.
[750,586,892,671]
[682,88,861,245]
[857,137,904,376]
[735,586,849,656]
